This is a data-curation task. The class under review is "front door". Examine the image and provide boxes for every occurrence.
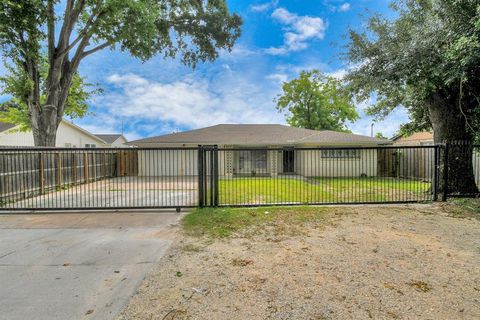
[283,149,295,173]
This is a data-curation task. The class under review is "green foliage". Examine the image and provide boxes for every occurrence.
[275,70,358,132]
[375,132,387,139]
[0,0,242,66]
[0,0,241,144]
[344,0,480,138]
[0,58,100,130]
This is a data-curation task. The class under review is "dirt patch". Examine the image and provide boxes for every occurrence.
[119,204,480,320]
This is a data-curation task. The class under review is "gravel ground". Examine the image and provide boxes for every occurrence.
[119,204,480,320]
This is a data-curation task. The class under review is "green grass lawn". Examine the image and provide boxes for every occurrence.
[182,206,329,238]
[218,176,431,205]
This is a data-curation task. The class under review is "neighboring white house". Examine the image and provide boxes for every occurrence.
[0,120,127,147]
[128,124,391,177]
[94,134,129,147]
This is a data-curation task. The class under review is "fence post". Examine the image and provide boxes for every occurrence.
[92,152,97,181]
[38,152,44,194]
[213,145,219,207]
[197,145,204,208]
[433,146,438,201]
[83,152,89,182]
[55,153,62,188]
[209,147,214,207]
[72,153,77,185]
[442,142,449,202]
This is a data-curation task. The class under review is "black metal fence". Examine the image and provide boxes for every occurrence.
[0,144,479,211]
[0,148,198,210]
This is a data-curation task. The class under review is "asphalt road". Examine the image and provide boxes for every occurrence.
[0,211,182,320]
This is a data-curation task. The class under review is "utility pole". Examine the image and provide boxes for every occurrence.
[371,123,374,137]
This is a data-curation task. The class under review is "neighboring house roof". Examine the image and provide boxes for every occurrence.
[0,122,17,133]
[60,120,108,145]
[129,124,391,146]
[0,120,108,145]
[393,131,433,143]
[94,134,125,144]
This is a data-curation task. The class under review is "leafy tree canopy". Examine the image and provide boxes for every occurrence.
[344,0,480,141]
[0,57,99,131]
[275,70,359,132]
[344,0,480,193]
[375,132,387,139]
[0,0,242,145]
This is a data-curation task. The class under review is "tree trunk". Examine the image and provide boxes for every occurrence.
[427,93,479,195]
[31,102,61,147]
[33,116,58,146]
[32,59,74,147]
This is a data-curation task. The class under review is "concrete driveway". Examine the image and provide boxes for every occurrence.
[0,211,182,320]
[3,177,198,210]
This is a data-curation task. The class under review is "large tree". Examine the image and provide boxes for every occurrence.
[345,0,480,194]
[275,70,358,132]
[0,0,241,146]
[0,56,98,131]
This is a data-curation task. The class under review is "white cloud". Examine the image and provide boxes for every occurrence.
[338,3,351,12]
[327,68,347,80]
[348,101,409,138]
[267,8,327,55]
[267,73,288,84]
[220,45,257,59]
[250,0,278,13]
[98,73,285,135]
[323,1,351,12]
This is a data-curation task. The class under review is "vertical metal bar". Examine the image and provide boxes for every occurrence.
[214,145,219,207]
[433,146,438,201]
[39,152,44,195]
[442,143,449,202]
[209,147,214,207]
[197,146,204,208]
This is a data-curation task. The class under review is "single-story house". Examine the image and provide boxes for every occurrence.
[128,124,391,177]
[0,120,128,148]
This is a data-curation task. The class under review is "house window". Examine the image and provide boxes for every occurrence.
[85,144,96,148]
[239,150,267,171]
[321,149,360,159]
[253,150,267,169]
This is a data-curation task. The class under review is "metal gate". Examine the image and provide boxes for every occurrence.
[1,144,479,211]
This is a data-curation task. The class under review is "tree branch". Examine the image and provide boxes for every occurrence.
[56,5,101,58]
[47,0,55,61]
[56,0,75,51]
[82,42,110,58]
[70,4,106,71]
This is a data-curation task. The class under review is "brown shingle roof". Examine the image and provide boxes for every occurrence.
[394,131,433,142]
[129,124,391,146]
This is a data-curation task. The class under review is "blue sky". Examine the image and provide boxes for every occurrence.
[1,0,409,141]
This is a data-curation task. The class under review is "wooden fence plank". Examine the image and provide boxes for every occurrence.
[56,153,62,187]
[83,152,89,182]
[39,152,44,194]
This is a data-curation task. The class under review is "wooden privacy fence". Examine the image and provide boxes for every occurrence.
[117,150,138,176]
[0,149,123,204]
[377,146,480,186]
[377,148,436,181]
